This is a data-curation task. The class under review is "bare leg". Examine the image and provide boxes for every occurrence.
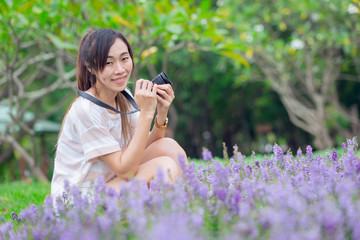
[106,138,187,191]
[135,156,179,183]
[106,156,179,191]
[141,138,188,166]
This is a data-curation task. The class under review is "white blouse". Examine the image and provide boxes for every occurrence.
[51,89,139,199]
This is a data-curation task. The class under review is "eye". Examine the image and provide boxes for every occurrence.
[122,56,129,61]
[106,62,113,65]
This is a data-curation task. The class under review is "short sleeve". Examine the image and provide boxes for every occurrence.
[74,101,121,162]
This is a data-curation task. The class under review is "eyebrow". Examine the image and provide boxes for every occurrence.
[107,52,129,58]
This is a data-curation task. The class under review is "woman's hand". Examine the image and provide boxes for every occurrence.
[134,79,157,118]
[156,84,175,118]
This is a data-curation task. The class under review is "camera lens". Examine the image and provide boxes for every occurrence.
[151,72,172,85]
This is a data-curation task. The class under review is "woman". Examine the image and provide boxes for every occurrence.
[51,28,187,198]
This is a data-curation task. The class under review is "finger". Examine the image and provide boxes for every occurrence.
[156,95,172,107]
[157,91,173,104]
[157,84,174,97]
[136,79,144,90]
[156,88,174,100]
[156,88,167,98]
[152,83,158,94]
[147,81,154,91]
[140,80,148,90]
[156,84,172,92]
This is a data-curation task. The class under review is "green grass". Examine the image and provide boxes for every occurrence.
[0,181,50,223]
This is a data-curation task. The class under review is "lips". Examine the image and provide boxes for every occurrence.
[111,75,127,83]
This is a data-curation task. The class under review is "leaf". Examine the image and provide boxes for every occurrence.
[46,33,78,50]
[112,14,136,30]
[140,46,158,59]
[165,24,183,34]
[200,0,211,11]
[0,0,9,15]
[220,43,247,51]
[219,50,249,67]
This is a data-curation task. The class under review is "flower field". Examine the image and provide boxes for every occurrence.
[1,138,359,240]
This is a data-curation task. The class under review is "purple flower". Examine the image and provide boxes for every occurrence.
[245,165,252,177]
[11,212,21,224]
[346,137,358,150]
[32,228,45,240]
[20,204,38,224]
[197,184,209,201]
[234,220,259,238]
[185,162,198,187]
[2,139,359,239]
[273,144,284,164]
[63,179,70,192]
[178,154,188,174]
[212,161,229,188]
[306,145,313,160]
[341,143,346,151]
[41,207,54,226]
[202,148,213,162]
[196,165,206,182]
[232,163,242,174]
[97,215,112,235]
[297,148,302,158]
[94,175,106,193]
[105,197,121,222]
[261,156,269,167]
[216,188,227,201]
[62,191,68,203]
[261,167,270,182]
[332,149,338,162]
[0,222,13,236]
[233,145,238,153]
[146,213,200,240]
[191,208,204,227]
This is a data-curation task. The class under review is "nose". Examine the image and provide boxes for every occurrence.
[114,62,125,75]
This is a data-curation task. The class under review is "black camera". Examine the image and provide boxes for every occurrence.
[151,72,172,85]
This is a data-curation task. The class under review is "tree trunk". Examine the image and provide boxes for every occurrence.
[253,47,346,150]
[1,135,48,182]
[279,89,334,150]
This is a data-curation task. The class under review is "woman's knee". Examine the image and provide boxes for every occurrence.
[154,137,187,158]
[143,138,187,165]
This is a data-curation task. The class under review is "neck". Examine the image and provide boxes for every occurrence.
[88,86,118,109]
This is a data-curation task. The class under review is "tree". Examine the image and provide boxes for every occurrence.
[0,0,233,180]
[0,0,81,181]
[222,0,360,149]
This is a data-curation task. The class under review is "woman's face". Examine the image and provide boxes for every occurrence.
[94,38,133,94]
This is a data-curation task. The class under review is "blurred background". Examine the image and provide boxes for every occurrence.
[0,0,359,182]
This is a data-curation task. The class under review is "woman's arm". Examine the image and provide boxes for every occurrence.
[100,80,158,179]
[146,84,175,146]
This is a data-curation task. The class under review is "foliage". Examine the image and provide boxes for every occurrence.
[0,0,240,179]
[0,138,359,239]
[0,0,359,183]
[220,0,360,149]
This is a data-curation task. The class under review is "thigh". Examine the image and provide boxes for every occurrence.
[106,156,179,191]
[136,156,179,183]
[105,176,128,192]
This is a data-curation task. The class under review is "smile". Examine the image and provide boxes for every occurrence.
[111,76,127,83]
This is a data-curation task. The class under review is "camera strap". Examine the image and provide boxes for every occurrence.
[77,89,140,114]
